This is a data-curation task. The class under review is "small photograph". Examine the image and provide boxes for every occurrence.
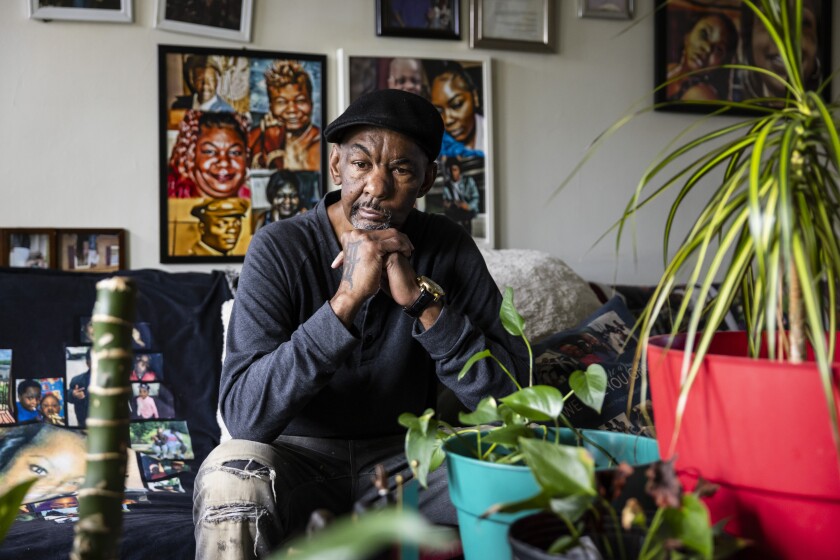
[58,229,126,272]
[0,349,12,425]
[28,0,133,23]
[0,424,87,505]
[130,353,164,383]
[377,0,460,40]
[5,231,53,268]
[65,346,92,429]
[147,477,186,493]
[252,170,314,233]
[14,377,65,425]
[29,495,79,513]
[80,317,153,350]
[130,382,176,420]
[139,453,191,482]
[130,420,194,461]
[155,0,253,42]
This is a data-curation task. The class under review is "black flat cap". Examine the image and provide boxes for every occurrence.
[324,89,443,161]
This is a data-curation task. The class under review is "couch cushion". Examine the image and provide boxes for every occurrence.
[479,249,602,343]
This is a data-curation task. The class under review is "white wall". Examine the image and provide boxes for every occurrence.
[1,1,837,284]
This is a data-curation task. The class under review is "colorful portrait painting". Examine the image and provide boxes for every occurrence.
[655,0,831,111]
[160,46,327,262]
[344,54,494,248]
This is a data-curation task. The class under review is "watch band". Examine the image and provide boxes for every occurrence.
[403,276,444,318]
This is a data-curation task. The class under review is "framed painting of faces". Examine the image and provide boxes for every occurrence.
[654,0,831,114]
[158,45,327,263]
[337,49,495,249]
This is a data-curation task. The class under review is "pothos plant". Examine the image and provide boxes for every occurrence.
[399,287,609,488]
[492,438,747,559]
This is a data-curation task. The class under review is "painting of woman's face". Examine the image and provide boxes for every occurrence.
[191,124,248,198]
[751,3,818,97]
[431,72,478,147]
[0,428,86,503]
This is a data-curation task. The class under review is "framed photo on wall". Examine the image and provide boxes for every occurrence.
[654,0,831,114]
[338,49,495,249]
[154,0,253,42]
[1,228,56,269]
[376,0,461,40]
[57,229,126,272]
[158,45,327,263]
[28,0,133,23]
[469,0,556,52]
[578,0,634,20]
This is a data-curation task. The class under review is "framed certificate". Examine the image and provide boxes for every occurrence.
[469,0,556,52]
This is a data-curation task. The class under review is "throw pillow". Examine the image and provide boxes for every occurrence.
[479,249,602,343]
[533,296,651,435]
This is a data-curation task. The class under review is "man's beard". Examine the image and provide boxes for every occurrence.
[350,200,392,230]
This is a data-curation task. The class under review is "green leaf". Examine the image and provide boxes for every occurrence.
[457,349,493,381]
[500,287,526,337]
[399,409,444,488]
[275,507,458,560]
[501,385,565,422]
[661,493,713,559]
[458,396,500,426]
[569,364,607,413]
[0,478,36,544]
[518,438,596,499]
[482,423,535,447]
[548,494,594,524]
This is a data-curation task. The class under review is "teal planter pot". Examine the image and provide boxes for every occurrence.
[443,429,659,560]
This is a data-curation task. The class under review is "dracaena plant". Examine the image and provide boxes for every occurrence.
[399,287,609,488]
[560,0,840,457]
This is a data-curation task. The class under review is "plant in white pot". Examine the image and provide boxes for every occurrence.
[562,1,840,556]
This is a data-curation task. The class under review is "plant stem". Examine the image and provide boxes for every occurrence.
[70,277,137,560]
[789,261,805,363]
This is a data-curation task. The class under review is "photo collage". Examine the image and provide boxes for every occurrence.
[0,317,194,523]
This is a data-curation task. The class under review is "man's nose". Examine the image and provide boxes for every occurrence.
[364,167,393,198]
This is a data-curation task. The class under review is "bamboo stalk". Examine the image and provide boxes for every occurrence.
[71,277,137,560]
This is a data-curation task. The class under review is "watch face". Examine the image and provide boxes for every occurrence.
[418,276,444,298]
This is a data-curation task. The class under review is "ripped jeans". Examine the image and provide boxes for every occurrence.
[192,434,456,559]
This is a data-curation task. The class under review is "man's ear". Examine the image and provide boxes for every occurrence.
[328,145,342,185]
[417,161,438,199]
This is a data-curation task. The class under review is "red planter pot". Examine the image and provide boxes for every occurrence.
[647,331,840,559]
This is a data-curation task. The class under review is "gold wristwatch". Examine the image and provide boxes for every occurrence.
[403,276,445,318]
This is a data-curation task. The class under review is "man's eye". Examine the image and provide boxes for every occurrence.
[352,161,369,169]
[29,464,48,477]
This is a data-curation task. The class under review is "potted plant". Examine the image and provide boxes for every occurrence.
[400,288,660,559]
[563,1,840,556]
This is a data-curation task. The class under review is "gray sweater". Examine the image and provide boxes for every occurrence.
[220,190,528,442]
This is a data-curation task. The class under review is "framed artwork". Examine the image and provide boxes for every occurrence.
[376,0,461,40]
[158,45,328,263]
[0,350,12,425]
[578,0,634,20]
[338,49,495,249]
[469,0,556,52]
[1,228,56,269]
[57,228,126,272]
[154,0,253,42]
[655,0,831,114]
[28,0,133,23]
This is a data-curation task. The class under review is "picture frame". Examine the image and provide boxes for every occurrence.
[578,0,634,20]
[1,228,57,269]
[154,0,253,42]
[338,49,495,249]
[654,0,831,114]
[376,0,461,40]
[158,44,328,264]
[28,0,133,23]
[469,0,555,52]
[57,228,126,272]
